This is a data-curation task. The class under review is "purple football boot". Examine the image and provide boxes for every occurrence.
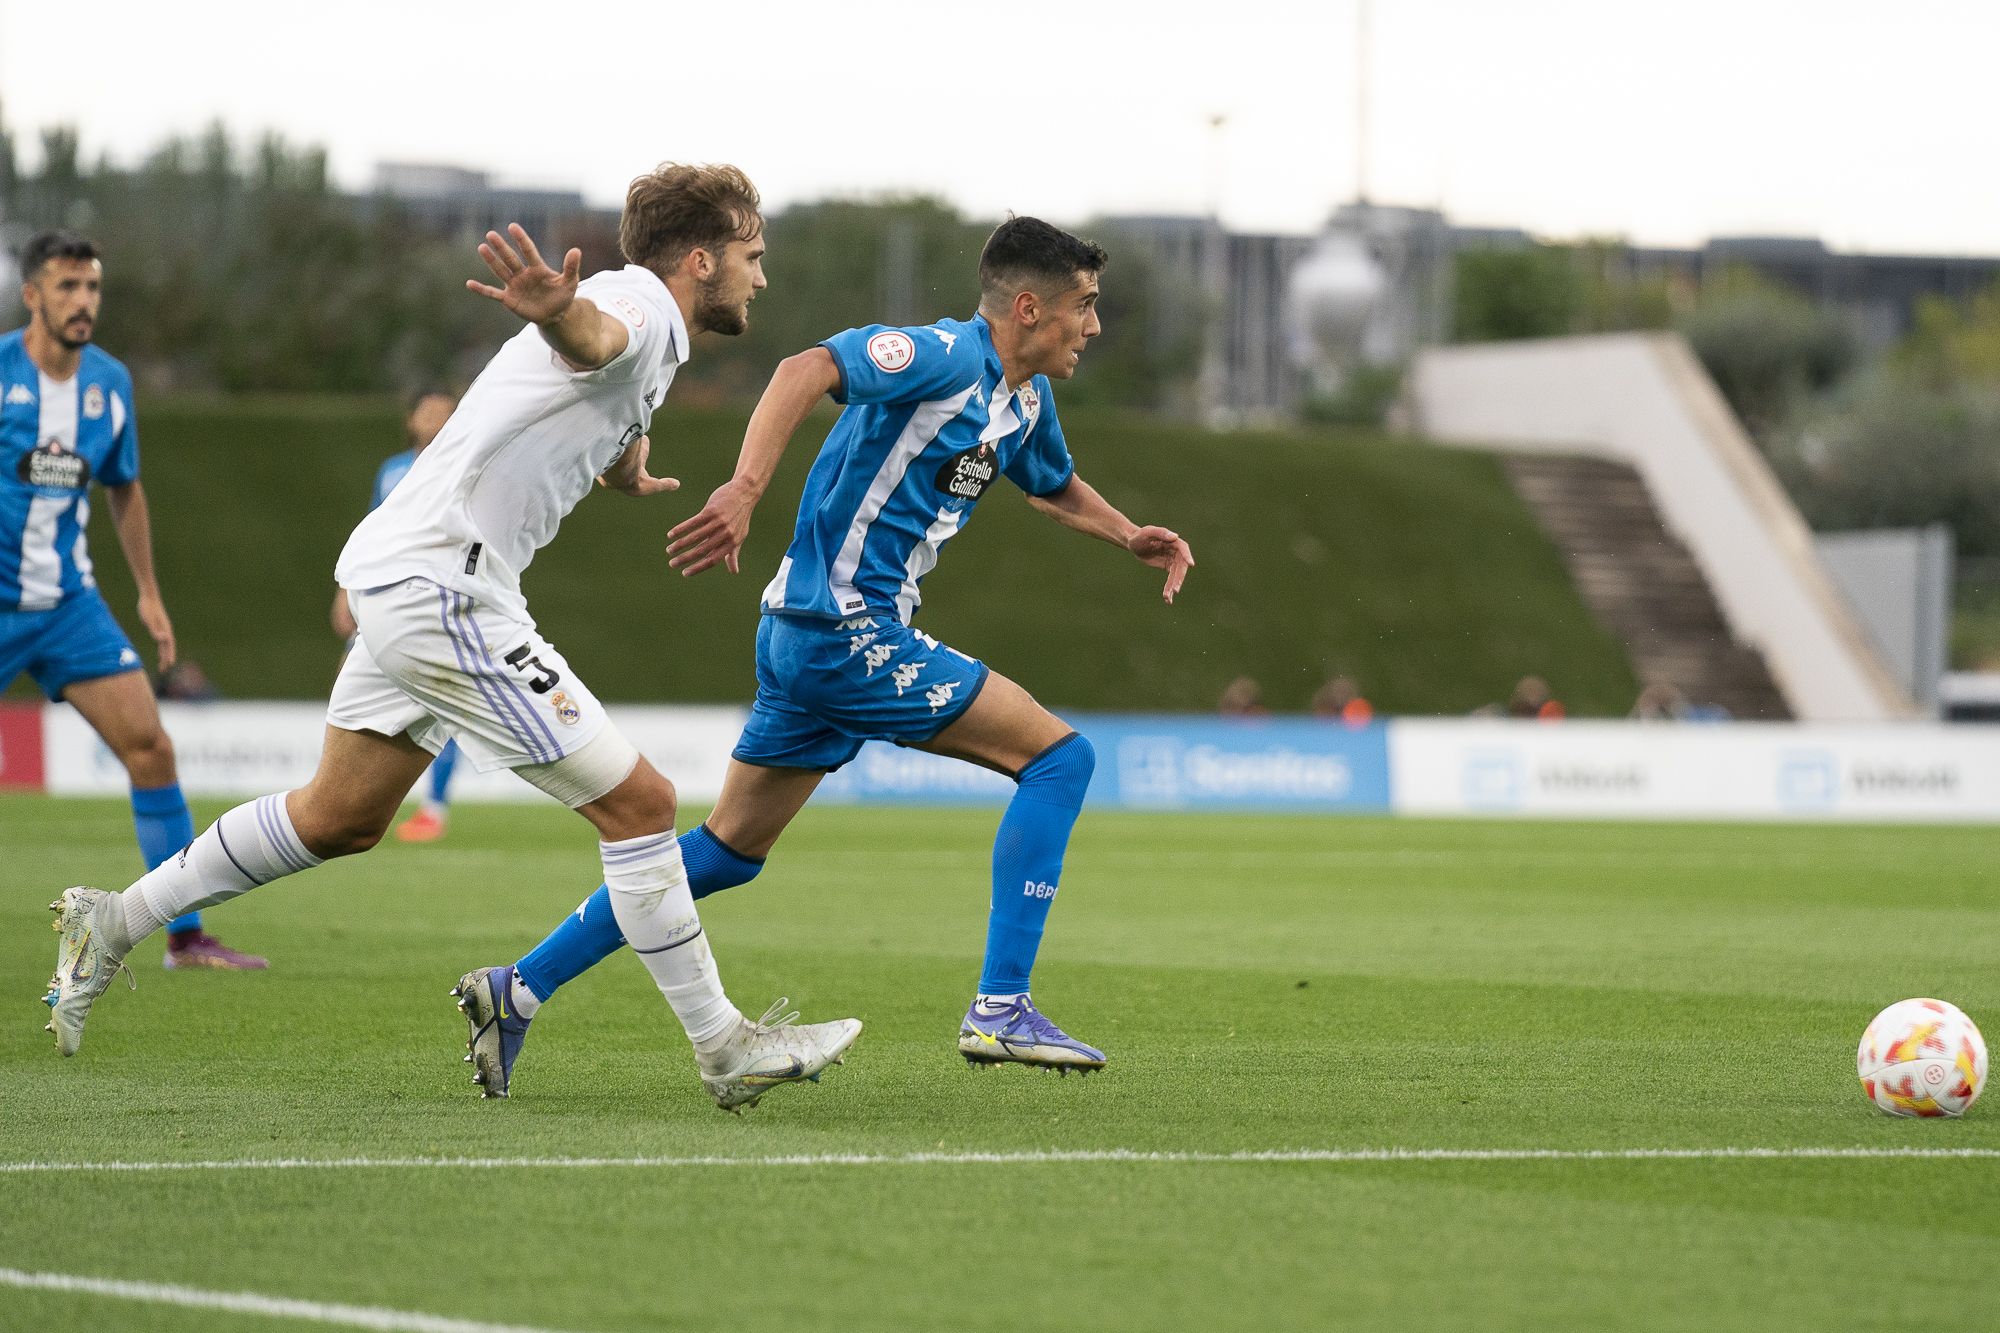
[452,965,534,1098]
[958,995,1105,1073]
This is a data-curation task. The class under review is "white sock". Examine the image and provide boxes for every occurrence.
[976,992,1025,1010]
[599,831,742,1054]
[114,794,322,953]
[508,971,542,1019]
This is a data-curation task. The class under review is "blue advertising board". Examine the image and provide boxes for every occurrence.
[814,713,1391,812]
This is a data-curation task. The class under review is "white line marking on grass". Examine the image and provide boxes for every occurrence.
[0,1267,576,1333]
[2,1146,1996,1174]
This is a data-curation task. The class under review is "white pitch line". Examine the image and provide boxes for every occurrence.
[0,1267,577,1333]
[2,1146,1997,1174]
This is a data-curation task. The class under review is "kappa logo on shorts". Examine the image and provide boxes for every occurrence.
[548,690,582,725]
[118,648,139,667]
[838,616,877,632]
[862,643,896,676]
[926,680,963,712]
[848,631,879,657]
[891,660,927,696]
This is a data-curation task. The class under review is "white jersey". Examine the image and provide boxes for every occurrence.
[336,265,688,624]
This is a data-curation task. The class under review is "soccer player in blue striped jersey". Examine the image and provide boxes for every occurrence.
[481,217,1192,1088]
[330,388,463,843]
[2,231,265,973]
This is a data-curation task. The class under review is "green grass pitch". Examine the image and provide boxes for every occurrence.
[2,795,1998,1330]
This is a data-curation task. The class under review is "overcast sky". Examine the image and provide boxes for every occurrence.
[3,0,1994,254]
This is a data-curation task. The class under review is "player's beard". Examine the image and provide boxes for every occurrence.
[693,272,748,337]
[42,308,93,350]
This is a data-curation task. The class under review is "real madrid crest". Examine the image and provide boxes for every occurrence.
[548,690,582,726]
[82,385,106,420]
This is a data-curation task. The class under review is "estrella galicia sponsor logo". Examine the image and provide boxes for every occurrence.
[18,438,91,491]
[1022,880,1057,900]
[935,443,997,504]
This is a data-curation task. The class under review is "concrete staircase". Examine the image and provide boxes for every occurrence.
[1503,454,1791,720]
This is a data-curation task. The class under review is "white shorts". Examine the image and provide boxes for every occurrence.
[328,578,629,801]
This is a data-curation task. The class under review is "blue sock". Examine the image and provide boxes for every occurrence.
[427,741,459,806]
[130,783,200,936]
[979,733,1095,996]
[512,824,764,1002]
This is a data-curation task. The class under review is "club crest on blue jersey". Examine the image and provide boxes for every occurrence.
[19,438,91,492]
[82,385,106,420]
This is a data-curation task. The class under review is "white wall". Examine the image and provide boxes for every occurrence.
[1407,333,1912,721]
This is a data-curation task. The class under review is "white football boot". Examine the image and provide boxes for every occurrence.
[43,887,134,1056]
[697,998,862,1112]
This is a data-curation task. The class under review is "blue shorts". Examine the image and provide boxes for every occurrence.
[0,590,144,700]
[733,613,990,771]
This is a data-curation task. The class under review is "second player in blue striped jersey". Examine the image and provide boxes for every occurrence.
[759,313,1074,623]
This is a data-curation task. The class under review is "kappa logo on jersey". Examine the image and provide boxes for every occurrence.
[890,660,926,695]
[838,616,877,632]
[82,385,106,420]
[926,680,962,712]
[862,643,896,675]
[931,328,958,352]
[866,331,916,373]
[935,443,997,504]
[17,438,91,491]
[548,690,582,725]
[612,297,647,329]
[118,648,139,667]
[4,384,31,406]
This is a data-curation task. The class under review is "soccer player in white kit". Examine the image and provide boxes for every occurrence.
[42,163,861,1111]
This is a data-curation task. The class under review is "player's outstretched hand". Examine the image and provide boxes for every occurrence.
[1127,526,1194,604]
[466,223,581,326]
[597,435,680,498]
[136,591,177,670]
[666,478,759,577]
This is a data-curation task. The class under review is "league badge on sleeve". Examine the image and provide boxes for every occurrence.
[867,331,916,373]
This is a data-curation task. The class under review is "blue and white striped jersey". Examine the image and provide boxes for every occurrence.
[0,330,140,611]
[371,449,417,510]
[760,313,1074,624]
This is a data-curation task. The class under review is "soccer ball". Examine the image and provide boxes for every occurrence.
[1856,998,1987,1118]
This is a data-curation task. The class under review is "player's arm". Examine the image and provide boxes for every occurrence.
[665,347,841,577]
[466,223,628,371]
[103,480,178,668]
[1027,475,1194,605]
[330,588,355,638]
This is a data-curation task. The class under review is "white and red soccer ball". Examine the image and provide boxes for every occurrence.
[1857,998,1987,1118]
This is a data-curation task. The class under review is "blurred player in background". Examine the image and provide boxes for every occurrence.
[43,165,861,1112]
[4,231,264,973]
[331,388,462,843]
[474,216,1191,1094]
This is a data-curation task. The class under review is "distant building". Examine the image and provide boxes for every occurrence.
[1107,207,2000,424]
[367,162,615,246]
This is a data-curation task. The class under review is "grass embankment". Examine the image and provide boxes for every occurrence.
[74,397,1639,713]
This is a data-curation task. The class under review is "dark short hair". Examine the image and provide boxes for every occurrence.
[20,230,100,283]
[978,216,1107,304]
[619,163,762,272]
